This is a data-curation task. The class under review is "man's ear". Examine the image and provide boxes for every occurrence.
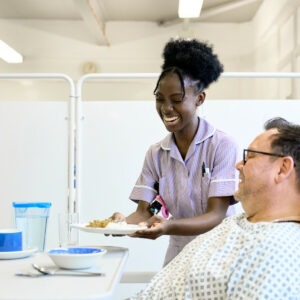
[275,156,295,183]
[196,92,206,107]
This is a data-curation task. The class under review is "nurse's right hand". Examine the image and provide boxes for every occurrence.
[111,212,126,222]
[129,215,167,240]
[104,212,126,237]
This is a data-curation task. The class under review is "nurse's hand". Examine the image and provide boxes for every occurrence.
[129,215,167,240]
[104,212,126,237]
[111,212,126,222]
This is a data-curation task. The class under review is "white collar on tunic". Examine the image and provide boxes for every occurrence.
[160,117,216,151]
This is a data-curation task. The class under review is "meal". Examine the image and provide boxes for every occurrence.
[86,218,128,228]
[86,218,112,228]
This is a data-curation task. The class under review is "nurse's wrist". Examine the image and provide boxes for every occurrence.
[164,220,175,235]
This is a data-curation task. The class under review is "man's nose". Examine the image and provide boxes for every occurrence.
[235,160,243,171]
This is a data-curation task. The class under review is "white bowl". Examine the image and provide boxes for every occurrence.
[47,247,107,269]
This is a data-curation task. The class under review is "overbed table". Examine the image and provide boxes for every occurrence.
[0,246,128,300]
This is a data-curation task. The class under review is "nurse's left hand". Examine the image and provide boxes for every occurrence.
[128,215,167,240]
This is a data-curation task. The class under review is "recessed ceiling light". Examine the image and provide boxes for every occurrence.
[178,0,203,19]
[0,40,23,63]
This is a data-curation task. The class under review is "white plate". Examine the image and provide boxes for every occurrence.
[0,247,38,260]
[71,223,148,235]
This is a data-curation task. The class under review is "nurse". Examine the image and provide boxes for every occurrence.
[115,38,239,266]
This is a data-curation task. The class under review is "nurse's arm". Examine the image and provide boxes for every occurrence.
[131,196,231,239]
[164,196,231,235]
[125,200,153,225]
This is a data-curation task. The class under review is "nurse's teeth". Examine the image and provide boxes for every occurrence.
[164,116,179,122]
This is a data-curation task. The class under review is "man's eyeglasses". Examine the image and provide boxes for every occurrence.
[243,149,286,165]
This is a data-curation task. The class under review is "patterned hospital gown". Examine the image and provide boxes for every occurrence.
[132,213,300,300]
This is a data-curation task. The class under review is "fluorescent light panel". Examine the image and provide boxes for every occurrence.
[178,0,203,18]
[0,40,23,63]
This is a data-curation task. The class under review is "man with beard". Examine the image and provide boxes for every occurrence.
[131,117,300,299]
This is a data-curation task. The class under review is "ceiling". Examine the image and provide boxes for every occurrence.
[0,0,263,60]
[0,0,262,23]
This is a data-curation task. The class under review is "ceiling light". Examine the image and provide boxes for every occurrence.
[178,0,203,18]
[0,40,23,63]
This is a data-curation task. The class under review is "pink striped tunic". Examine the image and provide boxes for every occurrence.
[129,117,239,265]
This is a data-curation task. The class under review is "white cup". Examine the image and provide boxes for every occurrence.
[58,213,79,247]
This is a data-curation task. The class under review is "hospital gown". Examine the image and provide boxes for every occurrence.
[132,213,300,299]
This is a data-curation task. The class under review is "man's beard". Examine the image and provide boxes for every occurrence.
[233,191,241,202]
[234,182,266,206]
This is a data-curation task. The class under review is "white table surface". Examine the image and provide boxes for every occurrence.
[0,246,128,300]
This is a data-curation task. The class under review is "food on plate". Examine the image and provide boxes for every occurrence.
[86,218,128,228]
[106,221,128,228]
[86,218,113,228]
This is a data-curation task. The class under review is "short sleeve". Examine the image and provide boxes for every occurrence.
[129,146,159,204]
[208,134,239,204]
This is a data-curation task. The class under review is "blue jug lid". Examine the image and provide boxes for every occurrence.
[12,202,52,208]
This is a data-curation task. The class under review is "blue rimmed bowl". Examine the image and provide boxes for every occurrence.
[47,247,107,269]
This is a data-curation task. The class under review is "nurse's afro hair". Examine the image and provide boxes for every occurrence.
[154,38,224,95]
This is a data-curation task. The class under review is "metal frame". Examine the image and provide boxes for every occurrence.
[0,73,76,214]
[75,73,159,213]
[75,71,300,284]
[2,72,300,217]
[75,71,300,213]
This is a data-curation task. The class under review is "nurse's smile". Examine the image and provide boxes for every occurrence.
[162,115,180,126]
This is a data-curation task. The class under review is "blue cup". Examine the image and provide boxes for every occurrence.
[0,229,22,252]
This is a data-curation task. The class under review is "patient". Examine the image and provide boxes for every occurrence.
[131,117,300,299]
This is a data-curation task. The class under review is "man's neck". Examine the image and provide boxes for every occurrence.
[246,188,300,223]
[248,214,300,223]
[247,206,300,223]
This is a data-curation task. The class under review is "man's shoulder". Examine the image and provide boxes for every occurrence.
[266,222,300,245]
[223,213,246,224]
[199,213,245,237]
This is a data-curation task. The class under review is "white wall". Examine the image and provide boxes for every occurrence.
[252,0,300,99]
[0,101,69,249]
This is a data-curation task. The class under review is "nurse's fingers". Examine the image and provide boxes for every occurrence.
[111,212,126,221]
[104,233,125,237]
[137,221,148,227]
[144,215,164,226]
[128,223,162,238]
[129,232,161,240]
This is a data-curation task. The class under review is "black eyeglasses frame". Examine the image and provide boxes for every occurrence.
[243,149,287,165]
